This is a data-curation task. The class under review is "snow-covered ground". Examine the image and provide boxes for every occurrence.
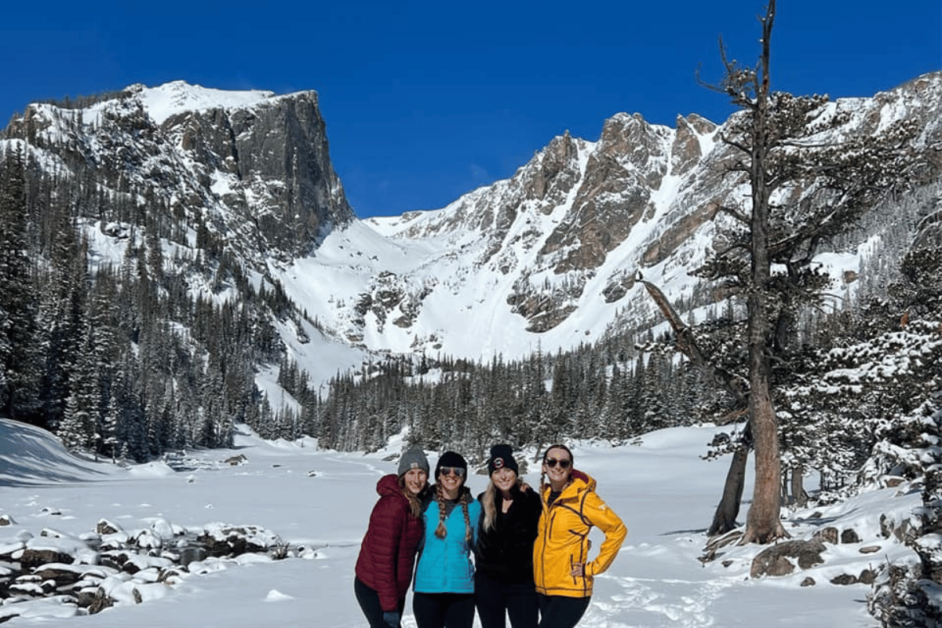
[0,418,916,627]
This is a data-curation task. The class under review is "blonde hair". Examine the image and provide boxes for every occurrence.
[481,475,523,532]
[433,484,473,541]
[398,475,424,519]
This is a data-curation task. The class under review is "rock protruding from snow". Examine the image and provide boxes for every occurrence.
[0,518,288,618]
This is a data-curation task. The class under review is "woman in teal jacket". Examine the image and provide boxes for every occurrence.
[413,451,482,628]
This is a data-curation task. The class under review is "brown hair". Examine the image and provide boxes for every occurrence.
[433,484,473,541]
[398,475,424,519]
[540,443,575,494]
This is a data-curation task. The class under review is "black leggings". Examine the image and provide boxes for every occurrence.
[536,594,590,628]
[355,577,402,628]
[474,571,538,628]
[412,591,475,628]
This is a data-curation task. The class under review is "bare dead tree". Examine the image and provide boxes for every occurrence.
[639,0,920,544]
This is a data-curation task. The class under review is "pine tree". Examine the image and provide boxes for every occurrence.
[0,145,40,423]
[102,393,120,463]
[60,325,102,453]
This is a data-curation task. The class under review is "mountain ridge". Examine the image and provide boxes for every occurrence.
[2,73,940,391]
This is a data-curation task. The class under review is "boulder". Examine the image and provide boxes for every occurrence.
[830,573,859,585]
[859,568,877,585]
[751,539,826,578]
[812,527,839,544]
[96,519,124,535]
[18,549,74,571]
[841,529,861,544]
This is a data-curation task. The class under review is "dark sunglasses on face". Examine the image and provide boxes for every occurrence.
[544,458,571,469]
[439,466,465,477]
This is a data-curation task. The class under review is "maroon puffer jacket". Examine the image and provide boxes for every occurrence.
[355,474,424,611]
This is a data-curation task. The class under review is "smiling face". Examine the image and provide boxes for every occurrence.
[437,466,465,498]
[491,467,517,493]
[402,468,428,495]
[542,446,573,489]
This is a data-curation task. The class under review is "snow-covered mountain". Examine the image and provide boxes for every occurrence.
[3,74,940,392]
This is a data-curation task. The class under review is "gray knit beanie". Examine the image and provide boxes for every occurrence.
[398,448,430,477]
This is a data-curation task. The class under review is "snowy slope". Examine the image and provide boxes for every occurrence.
[0,417,917,626]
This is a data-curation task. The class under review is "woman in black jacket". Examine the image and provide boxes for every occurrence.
[474,444,543,628]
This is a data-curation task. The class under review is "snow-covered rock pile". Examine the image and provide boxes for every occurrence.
[0,516,300,621]
[160,450,247,471]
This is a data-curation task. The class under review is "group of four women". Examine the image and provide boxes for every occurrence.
[354,443,627,628]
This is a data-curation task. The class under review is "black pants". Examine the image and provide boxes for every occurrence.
[355,577,402,628]
[474,571,538,628]
[536,594,590,628]
[412,591,475,628]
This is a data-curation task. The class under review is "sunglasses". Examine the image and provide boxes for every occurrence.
[439,466,466,477]
[544,458,571,469]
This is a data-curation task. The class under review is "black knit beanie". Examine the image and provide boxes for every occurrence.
[435,451,468,478]
[487,444,519,475]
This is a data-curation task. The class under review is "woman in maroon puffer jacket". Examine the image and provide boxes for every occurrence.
[355,449,430,628]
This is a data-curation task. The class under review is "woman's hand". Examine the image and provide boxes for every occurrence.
[570,562,585,577]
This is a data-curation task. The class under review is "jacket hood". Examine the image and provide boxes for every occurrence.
[377,473,403,497]
[570,469,596,490]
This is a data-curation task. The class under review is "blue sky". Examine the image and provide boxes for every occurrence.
[2,1,939,219]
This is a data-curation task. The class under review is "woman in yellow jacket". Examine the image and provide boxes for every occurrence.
[532,444,626,628]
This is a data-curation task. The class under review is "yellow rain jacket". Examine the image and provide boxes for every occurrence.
[533,469,627,598]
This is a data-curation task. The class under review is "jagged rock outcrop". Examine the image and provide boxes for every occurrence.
[163,86,352,255]
[371,72,942,344]
[4,73,941,366]
[3,82,353,260]
[671,114,716,176]
[542,114,670,274]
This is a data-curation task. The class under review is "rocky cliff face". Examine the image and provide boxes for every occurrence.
[364,72,941,341]
[4,82,353,261]
[163,85,352,256]
[4,75,940,372]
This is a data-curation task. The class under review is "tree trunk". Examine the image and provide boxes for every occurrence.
[742,371,786,543]
[636,276,755,536]
[791,465,808,508]
[708,443,749,536]
[739,0,787,545]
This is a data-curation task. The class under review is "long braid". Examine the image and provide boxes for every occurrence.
[460,490,473,542]
[434,484,449,538]
[433,484,474,541]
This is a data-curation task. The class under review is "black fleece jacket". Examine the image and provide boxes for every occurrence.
[474,485,542,584]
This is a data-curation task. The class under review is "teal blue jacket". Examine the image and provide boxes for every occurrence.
[413,488,482,594]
